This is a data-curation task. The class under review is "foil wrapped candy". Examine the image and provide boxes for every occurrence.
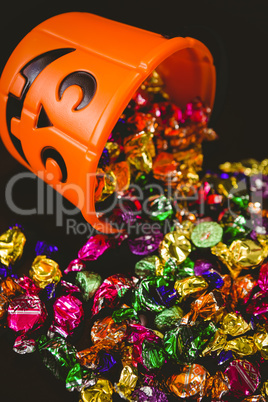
[0,225,26,267]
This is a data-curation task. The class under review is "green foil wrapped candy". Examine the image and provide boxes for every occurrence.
[133,276,176,313]
[37,335,93,391]
[142,338,166,370]
[154,305,184,331]
[146,194,173,221]
[134,255,161,278]
[112,307,139,323]
[75,271,102,301]
[175,256,195,279]
[66,363,96,392]
[37,335,77,381]
[163,321,217,364]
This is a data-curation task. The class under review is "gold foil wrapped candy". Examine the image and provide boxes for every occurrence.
[221,313,252,337]
[211,239,268,279]
[202,330,257,358]
[29,255,62,289]
[141,70,166,94]
[202,330,228,356]
[227,336,257,357]
[174,275,208,303]
[0,225,26,266]
[80,378,113,402]
[219,158,268,176]
[120,345,135,368]
[174,219,194,240]
[203,312,255,357]
[94,168,117,202]
[254,326,268,359]
[124,131,155,173]
[261,381,268,400]
[105,141,121,162]
[159,231,191,265]
[114,365,138,400]
[230,239,268,268]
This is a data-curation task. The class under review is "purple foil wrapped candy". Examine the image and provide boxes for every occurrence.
[109,200,139,227]
[0,263,14,279]
[49,294,84,338]
[35,241,58,258]
[43,283,57,300]
[132,386,168,402]
[95,351,118,373]
[250,174,268,199]
[194,259,215,276]
[128,226,163,255]
[201,269,224,289]
[250,217,268,241]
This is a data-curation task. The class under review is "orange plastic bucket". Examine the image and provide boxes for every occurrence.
[0,12,216,233]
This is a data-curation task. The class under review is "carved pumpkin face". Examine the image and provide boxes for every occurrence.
[6,48,97,187]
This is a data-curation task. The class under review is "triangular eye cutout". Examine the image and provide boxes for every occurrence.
[36,104,53,128]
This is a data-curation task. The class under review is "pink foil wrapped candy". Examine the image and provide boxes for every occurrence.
[64,258,86,275]
[49,294,84,338]
[127,323,161,366]
[16,275,41,295]
[258,262,268,292]
[78,234,116,261]
[13,335,36,354]
[7,293,47,353]
[7,294,47,333]
[224,359,261,399]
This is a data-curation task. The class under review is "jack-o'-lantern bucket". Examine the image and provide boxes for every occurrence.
[0,12,216,233]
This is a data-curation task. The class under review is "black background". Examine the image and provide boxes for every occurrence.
[0,1,267,401]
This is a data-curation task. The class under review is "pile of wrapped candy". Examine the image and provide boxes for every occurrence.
[1,70,268,402]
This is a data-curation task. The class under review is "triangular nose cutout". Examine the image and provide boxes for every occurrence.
[36,104,53,128]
